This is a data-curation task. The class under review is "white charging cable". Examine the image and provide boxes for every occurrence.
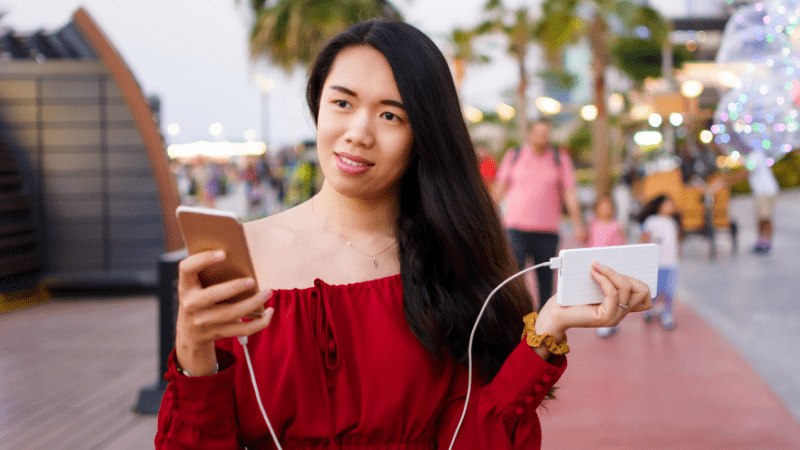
[240,257,561,450]
[238,335,284,450]
[447,257,560,450]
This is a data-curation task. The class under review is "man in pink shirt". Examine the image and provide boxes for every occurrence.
[494,119,587,310]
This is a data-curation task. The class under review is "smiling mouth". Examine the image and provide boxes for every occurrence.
[337,154,373,167]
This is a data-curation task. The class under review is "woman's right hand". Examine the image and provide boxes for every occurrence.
[175,250,275,376]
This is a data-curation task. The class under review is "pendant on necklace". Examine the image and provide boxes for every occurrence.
[371,256,378,269]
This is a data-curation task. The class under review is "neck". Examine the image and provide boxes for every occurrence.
[312,182,399,239]
[530,142,547,154]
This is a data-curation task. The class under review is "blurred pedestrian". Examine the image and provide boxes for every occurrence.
[746,151,779,254]
[719,150,780,255]
[588,195,628,338]
[242,163,263,214]
[638,194,680,330]
[495,118,586,310]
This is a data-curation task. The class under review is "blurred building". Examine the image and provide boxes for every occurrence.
[0,8,181,291]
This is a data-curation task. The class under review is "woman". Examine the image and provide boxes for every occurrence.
[156,19,651,449]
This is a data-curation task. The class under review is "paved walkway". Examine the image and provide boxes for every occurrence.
[679,188,800,423]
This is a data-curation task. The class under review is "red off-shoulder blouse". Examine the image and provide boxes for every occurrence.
[155,274,566,449]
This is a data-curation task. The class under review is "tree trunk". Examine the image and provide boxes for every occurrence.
[590,18,612,196]
[516,43,528,146]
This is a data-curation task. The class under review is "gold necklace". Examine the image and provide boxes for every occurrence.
[311,197,398,269]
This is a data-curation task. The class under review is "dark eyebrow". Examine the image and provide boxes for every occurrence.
[329,85,405,110]
[380,99,405,110]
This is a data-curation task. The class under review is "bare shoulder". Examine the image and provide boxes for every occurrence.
[242,202,319,289]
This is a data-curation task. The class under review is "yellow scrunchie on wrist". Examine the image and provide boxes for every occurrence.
[521,312,570,355]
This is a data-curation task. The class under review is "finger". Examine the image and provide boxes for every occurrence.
[592,262,633,296]
[189,288,270,335]
[593,262,634,313]
[630,298,653,313]
[199,277,258,308]
[222,289,272,322]
[223,307,276,339]
[627,277,653,312]
[590,265,620,318]
[178,250,226,290]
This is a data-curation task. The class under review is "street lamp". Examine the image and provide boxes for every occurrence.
[254,73,275,149]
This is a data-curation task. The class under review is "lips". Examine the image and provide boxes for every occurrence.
[335,152,374,175]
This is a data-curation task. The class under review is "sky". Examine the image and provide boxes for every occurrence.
[0,0,716,150]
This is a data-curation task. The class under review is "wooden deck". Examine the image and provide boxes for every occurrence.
[0,296,160,449]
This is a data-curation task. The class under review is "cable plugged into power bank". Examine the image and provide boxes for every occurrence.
[242,259,562,450]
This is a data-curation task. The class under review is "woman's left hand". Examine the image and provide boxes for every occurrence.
[534,262,652,342]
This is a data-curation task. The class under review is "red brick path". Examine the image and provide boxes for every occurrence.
[539,302,800,449]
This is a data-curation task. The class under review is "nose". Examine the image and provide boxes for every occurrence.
[343,110,375,149]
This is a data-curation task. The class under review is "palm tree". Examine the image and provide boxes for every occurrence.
[448,27,490,99]
[535,0,669,195]
[476,0,539,145]
[246,0,402,73]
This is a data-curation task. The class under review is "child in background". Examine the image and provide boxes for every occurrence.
[588,195,628,338]
[638,194,681,330]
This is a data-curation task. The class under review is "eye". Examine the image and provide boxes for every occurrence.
[382,111,403,122]
[334,100,351,109]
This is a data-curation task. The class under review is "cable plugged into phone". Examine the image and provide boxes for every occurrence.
[239,334,283,450]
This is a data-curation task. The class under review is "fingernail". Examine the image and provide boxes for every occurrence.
[263,289,273,298]
[215,250,225,261]
[265,307,275,319]
[244,278,255,287]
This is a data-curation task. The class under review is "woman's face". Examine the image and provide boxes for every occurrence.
[316,45,414,200]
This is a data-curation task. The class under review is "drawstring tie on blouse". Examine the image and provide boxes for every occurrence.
[312,279,341,446]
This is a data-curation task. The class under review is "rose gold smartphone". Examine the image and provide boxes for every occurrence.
[175,206,264,316]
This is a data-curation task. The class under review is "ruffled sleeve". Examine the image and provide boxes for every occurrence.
[155,341,242,450]
[435,341,567,449]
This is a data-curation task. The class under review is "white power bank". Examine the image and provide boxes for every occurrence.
[556,244,659,306]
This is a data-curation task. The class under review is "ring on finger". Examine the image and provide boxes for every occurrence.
[617,303,629,309]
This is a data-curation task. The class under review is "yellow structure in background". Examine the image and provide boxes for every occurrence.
[0,285,50,314]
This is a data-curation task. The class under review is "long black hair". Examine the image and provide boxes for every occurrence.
[637,194,682,230]
[307,19,532,381]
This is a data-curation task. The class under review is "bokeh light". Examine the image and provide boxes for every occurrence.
[712,0,800,158]
[648,113,663,127]
[464,106,483,123]
[581,104,598,121]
